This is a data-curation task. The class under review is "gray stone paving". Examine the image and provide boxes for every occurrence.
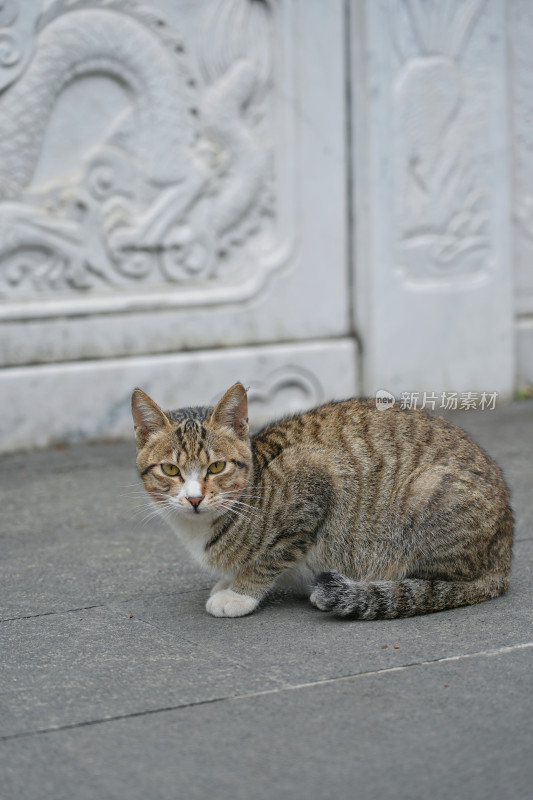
[1,402,532,800]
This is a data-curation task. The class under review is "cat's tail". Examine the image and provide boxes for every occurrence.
[310,571,510,619]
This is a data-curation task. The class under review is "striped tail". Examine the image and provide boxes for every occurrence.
[310,571,509,620]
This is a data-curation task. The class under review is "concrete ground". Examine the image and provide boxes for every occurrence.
[1,401,532,800]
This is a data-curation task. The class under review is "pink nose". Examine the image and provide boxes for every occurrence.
[187,496,203,509]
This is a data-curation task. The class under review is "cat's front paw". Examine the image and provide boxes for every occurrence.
[206,589,259,618]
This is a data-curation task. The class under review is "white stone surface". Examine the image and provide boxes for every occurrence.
[510,0,533,386]
[0,0,349,361]
[351,0,514,398]
[0,339,359,452]
[0,0,529,450]
[511,0,533,319]
[0,0,354,450]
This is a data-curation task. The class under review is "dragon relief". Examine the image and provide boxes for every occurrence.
[0,0,275,300]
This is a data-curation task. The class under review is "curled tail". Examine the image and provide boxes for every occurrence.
[310,571,510,620]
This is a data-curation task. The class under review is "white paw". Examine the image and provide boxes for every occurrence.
[205,589,259,618]
[209,578,233,597]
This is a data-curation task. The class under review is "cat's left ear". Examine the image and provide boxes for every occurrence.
[131,388,171,447]
[211,383,249,440]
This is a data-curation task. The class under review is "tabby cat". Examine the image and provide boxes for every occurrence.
[132,383,513,619]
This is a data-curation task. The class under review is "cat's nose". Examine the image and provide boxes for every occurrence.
[187,496,203,509]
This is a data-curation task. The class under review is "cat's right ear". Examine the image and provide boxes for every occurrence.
[131,388,171,447]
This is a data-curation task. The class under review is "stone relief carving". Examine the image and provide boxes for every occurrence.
[389,0,490,284]
[246,366,324,421]
[0,0,284,316]
[0,0,23,78]
[208,366,324,424]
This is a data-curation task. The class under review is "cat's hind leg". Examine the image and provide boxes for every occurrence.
[273,563,315,597]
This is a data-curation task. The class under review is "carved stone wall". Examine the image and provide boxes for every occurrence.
[0,0,527,451]
[352,0,514,398]
[0,0,353,451]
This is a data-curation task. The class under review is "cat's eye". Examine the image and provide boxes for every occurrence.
[161,463,180,477]
[207,461,225,475]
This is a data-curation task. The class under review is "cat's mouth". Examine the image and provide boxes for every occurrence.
[183,500,210,516]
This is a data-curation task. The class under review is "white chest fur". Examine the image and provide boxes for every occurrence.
[165,511,215,571]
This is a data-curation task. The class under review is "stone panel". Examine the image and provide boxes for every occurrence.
[352,0,514,397]
[0,0,349,354]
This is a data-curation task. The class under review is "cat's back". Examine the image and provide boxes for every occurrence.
[253,397,455,454]
[252,398,504,489]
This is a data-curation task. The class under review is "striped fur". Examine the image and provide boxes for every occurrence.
[132,383,513,619]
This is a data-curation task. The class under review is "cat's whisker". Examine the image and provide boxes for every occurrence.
[215,497,263,513]
[134,500,166,518]
[218,489,271,505]
[216,490,261,503]
[129,493,178,523]
[129,493,168,508]
[233,491,270,499]
[129,507,164,528]
[220,496,263,514]
[138,504,178,527]
[217,502,262,526]
[128,498,160,515]
[121,492,156,502]
[228,503,263,519]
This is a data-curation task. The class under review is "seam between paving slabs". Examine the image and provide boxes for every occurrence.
[2,641,531,744]
[0,584,212,624]
[105,602,280,678]
[2,534,530,624]
[0,605,104,624]
[1,598,267,686]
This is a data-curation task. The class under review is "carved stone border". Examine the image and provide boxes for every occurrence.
[0,338,358,452]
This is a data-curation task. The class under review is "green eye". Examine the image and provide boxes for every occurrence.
[161,463,180,477]
[207,460,225,475]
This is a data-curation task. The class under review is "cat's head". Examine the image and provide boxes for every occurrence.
[131,383,251,519]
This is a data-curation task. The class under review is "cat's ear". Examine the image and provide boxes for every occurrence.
[211,383,249,440]
[131,388,171,447]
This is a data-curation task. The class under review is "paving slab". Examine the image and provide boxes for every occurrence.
[2,402,530,622]
[446,401,533,543]
[2,537,530,740]
[111,537,533,686]
[0,442,207,620]
[0,401,531,799]
[0,604,282,738]
[1,645,531,800]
